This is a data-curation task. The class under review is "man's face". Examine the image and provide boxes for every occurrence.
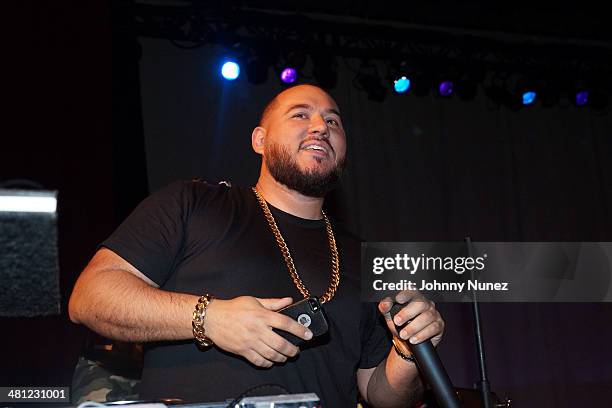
[259,85,347,197]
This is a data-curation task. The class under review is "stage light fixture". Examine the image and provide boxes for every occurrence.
[575,90,589,106]
[567,79,592,107]
[389,59,428,96]
[280,67,297,84]
[515,77,539,107]
[393,76,411,93]
[221,61,240,80]
[278,49,305,85]
[438,80,455,97]
[522,91,537,105]
[433,61,461,98]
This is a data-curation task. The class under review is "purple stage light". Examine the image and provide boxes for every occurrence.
[280,67,297,84]
[439,81,454,96]
[576,91,589,106]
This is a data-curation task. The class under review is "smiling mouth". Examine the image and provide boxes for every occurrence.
[299,141,333,157]
[302,145,328,155]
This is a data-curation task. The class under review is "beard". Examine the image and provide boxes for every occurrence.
[265,143,346,198]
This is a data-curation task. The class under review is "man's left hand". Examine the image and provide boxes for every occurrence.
[378,290,444,346]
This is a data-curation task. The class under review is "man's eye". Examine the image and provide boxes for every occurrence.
[326,119,339,126]
[293,113,307,118]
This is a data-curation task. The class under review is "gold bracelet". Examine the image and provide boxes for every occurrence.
[392,336,416,363]
[192,294,214,347]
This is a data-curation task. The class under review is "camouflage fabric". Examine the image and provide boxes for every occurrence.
[71,357,140,404]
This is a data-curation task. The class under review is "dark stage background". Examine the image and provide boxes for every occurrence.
[2,1,612,407]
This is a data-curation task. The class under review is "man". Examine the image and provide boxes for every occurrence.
[69,84,444,407]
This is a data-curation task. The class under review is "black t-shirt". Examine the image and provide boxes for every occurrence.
[102,180,390,406]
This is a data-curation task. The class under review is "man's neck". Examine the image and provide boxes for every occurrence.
[255,174,324,220]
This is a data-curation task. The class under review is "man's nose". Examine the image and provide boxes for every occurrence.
[309,115,329,138]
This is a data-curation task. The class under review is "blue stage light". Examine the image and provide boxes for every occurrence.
[438,81,454,97]
[522,91,536,105]
[575,90,589,106]
[221,61,240,80]
[394,76,411,93]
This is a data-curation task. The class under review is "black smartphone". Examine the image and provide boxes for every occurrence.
[274,297,329,347]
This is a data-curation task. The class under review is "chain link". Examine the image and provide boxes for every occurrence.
[252,187,340,304]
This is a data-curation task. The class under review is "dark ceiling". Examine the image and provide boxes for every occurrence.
[124,0,612,89]
[234,0,611,42]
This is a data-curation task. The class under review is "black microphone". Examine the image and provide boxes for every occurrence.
[390,302,461,408]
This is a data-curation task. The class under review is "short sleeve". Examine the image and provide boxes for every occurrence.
[359,302,392,369]
[100,180,195,286]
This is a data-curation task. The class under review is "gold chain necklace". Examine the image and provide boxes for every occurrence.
[252,187,340,303]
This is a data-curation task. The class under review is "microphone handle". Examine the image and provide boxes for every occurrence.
[390,303,461,408]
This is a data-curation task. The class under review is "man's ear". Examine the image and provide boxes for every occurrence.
[251,126,266,154]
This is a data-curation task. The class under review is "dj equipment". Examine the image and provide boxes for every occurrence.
[0,188,60,316]
[96,393,320,408]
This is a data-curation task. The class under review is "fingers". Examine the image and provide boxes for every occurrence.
[254,342,290,364]
[378,297,398,335]
[257,296,293,311]
[252,297,310,340]
[267,311,313,341]
[396,303,444,345]
[392,298,431,327]
[378,291,445,345]
[377,290,425,321]
[378,296,394,316]
[210,296,312,368]
[409,316,445,346]
[395,289,422,305]
[246,333,300,368]
[261,332,300,359]
[244,349,274,368]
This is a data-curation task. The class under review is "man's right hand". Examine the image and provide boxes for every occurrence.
[204,296,313,368]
